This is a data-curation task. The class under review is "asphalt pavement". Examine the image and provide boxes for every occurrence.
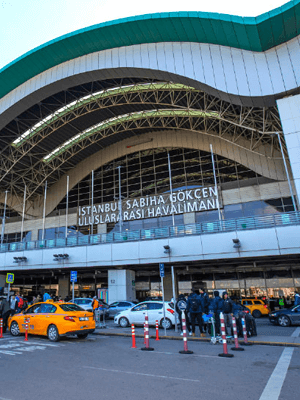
[0,333,299,400]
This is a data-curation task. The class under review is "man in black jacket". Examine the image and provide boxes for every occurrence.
[222,292,233,335]
[175,294,191,336]
[209,291,223,335]
[0,297,11,333]
[187,290,205,337]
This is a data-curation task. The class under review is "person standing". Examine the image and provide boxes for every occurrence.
[294,293,300,306]
[92,296,99,321]
[222,292,233,336]
[9,295,17,316]
[187,289,205,337]
[209,291,223,335]
[1,298,11,333]
[43,291,51,302]
[175,294,192,336]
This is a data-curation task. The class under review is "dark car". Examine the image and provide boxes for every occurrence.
[269,305,300,327]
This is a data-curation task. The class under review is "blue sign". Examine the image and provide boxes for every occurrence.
[6,273,14,284]
[70,271,77,283]
[159,263,165,278]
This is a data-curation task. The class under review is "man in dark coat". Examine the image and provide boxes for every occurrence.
[187,289,205,337]
[1,298,11,333]
[175,294,191,335]
[208,290,223,335]
[222,292,233,335]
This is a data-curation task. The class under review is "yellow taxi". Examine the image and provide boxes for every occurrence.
[8,300,95,341]
[241,298,270,318]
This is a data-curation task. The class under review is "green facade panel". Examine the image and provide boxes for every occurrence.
[0,1,299,100]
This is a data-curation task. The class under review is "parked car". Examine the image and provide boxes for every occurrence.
[108,301,137,318]
[8,300,95,341]
[72,298,93,312]
[72,298,109,317]
[269,305,300,327]
[114,301,176,329]
[240,298,270,318]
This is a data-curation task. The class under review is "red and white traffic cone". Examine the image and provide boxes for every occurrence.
[143,322,146,345]
[179,311,193,354]
[241,317,252,346]
[155,320,159,341]
[0,318,3,338]
[218,312,234,358]
[141,313,154,351]
[24,319,29,341]
[131,324,137,349]
[231,316,244,351]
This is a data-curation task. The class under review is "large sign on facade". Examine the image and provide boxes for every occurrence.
[78,186,221,226]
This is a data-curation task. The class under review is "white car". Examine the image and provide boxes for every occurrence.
[114,301,176,329]
[72,298,93,312]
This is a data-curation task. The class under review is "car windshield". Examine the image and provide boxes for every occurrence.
[76,299,92,305]
[59,304,85,312]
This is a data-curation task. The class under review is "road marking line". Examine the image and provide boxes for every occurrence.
[291,327,300,338]
[259,347,294,400]
[154,351,220,358]
[0,397,12,400]
[22,341,62,347]
[83,366,200,383]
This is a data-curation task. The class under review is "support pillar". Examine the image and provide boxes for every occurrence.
[58,276,70,298]
[108,270,136,303]
[277,95,300,207]
[162,270,178,301]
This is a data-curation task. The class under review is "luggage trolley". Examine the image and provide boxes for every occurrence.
[207,314,222,345]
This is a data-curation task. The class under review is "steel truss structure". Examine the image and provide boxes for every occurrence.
[0,79,283,212]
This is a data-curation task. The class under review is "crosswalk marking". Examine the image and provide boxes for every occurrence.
[0,339,62,356]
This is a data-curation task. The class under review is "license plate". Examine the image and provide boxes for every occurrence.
[79,317,89,321]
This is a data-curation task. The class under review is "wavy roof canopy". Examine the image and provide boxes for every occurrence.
[0,1,300,100]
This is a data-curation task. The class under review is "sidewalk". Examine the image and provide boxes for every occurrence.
[93,324,300,347]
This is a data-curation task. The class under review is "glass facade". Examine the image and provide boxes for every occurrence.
[56,148,263,212]
[2,231,31,243]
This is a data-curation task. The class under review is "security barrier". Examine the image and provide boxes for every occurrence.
[218,312,234,358]
[2,211,300,253]
[141,313,154,351]
[179,311,193,354]
[231,316,244,351]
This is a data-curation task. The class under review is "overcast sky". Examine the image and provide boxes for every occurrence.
[0,0,290,69]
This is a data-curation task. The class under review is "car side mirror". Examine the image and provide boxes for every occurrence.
[293,308,298,312]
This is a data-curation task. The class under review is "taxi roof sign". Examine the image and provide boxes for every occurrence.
[6,273,14,284]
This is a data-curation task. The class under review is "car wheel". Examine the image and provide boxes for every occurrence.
[160,317,172,330]
[278,315,291,327]
[119,317,129,328]
[77,333,88,339]
[10,321,20,336]
[252,310,262,318]
[47,324,60,342]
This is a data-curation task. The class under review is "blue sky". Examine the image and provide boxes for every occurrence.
[0,0,289,69]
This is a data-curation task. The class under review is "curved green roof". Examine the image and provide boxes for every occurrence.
[0,0,299,100]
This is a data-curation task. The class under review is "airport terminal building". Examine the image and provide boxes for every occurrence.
[1,2,300,302]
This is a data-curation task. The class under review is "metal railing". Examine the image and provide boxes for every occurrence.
[1,211,300,253]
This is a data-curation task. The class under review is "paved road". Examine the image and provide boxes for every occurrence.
[101,316,300,337]
[0,333,299,400]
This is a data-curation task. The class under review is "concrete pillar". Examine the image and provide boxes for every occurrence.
[31,228,39,241]
[97,223,107,234]
[162,269,178,301]
[108,270,136,303]
[183,212,196,225]
[58,276,70,298]
[277,94,300,207]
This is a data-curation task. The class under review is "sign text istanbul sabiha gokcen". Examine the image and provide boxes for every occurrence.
[77,186,222,226]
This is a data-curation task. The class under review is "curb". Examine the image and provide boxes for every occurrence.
[92,331,300,348]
